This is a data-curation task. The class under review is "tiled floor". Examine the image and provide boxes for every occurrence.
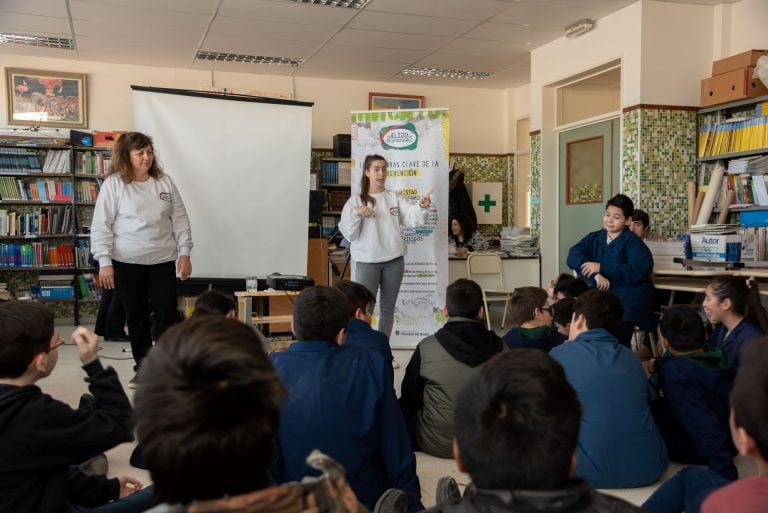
[45,323,756,509]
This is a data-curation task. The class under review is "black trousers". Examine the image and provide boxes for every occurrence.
[112,260,178,368]
[94,288,127,338]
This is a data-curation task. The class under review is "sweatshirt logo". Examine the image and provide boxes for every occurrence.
[159,192,171,202]
[389,207,399,216]
[380,123,418,150]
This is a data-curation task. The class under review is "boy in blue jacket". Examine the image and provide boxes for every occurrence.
[647,305,737,481]
[550,289,668,488]
[335,279,395,385]
[270,286,422,513]
[567,194,657,347]
[502,286,564,352]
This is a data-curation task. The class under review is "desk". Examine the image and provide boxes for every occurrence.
[449,255,541,288]
[652,268,768,306]
[235,290,300,331]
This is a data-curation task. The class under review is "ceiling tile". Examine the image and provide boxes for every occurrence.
[73,0,219,14]
[331,28,451,51]
[464,22,560,47]
[0,13,72,35]
[209,16,338,42]
[366,0,511,21]
[490,0,600,28]
[191,59,298,75]
[315,44,428,63]
[201,33,319,58]
[218,0,358,26]
[0,0,68,17]
[347,11,480,37]
[70,2,212,32]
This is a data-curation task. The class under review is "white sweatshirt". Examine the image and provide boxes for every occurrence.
[90,174,193,267]
[339,190,426,263]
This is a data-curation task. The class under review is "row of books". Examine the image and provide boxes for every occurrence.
[40,150,71,174]
[74,151,111,176]
[698,115,768,157]
[326,189,351,212]
[321,161,352,185]
[0,205,73,237]
[321,216,338,236]
[723,173,768,207]
[0,177,74,202]
[76,273,99,300]
[74,180,101,202]
[727,155,768,175]
[74,239,92,268]
[0,148,42,174]
[0,242,76,268]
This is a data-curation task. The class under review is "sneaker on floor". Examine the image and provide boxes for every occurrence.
[373,488,406,513]
[436,476,461,506]
[128,374,138,389]
[78,453,108,476]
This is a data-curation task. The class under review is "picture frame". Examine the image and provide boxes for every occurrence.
[368,92,424,111]
[5,68,87,128]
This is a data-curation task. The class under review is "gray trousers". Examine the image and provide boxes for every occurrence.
[355,256,405,337]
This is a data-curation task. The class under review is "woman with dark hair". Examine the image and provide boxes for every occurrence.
[339,154,431,337]
[450,214,486,256]
[90,132,193,385]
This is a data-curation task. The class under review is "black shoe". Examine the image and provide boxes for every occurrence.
[374,489,406,513]
[436,477,461,506]
[104,335,131,342]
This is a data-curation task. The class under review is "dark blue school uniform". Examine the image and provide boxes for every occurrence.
[651,347,737,481]
[707,320,763,367]
[567,227,657,331]
[502,325,565,353]
[550,328,669,488]
[345,318,394,387]
[270,341,422,513]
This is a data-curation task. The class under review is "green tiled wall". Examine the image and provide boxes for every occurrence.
[622,108,697,238]
[530,134,542,238]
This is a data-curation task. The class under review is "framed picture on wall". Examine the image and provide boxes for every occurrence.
[368,92,424,110]
[5,68,88,128]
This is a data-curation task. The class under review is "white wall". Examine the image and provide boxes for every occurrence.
[725,0,768,57]
[0,54,509,153]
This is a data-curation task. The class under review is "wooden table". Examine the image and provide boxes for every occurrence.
[235,289,300,329]
[652,268,768,306]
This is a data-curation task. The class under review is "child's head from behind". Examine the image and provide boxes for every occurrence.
[730,339,768,461]
[659,305,706,352]
[193,290,236,318]
[551,297,576,336]
[572,289,623,335]
[553,277,589,300]
[334,280,375,324]
[0,302,56,379]
[134,316,285,503]
[507,287,550,327]
[446,279,483,319]
[454,350,581,490]
[292,286,353,342]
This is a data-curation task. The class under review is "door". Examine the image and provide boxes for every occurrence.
[558,119,620,272]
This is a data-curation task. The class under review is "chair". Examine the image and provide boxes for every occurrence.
[466,252,515,330]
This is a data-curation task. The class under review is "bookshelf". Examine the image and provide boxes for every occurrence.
[318,157,351,237]
[0,141,105,323]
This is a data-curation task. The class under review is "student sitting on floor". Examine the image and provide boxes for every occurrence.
[703,275,768,367]
[270,286,422,513]
[192,290,237,318]
[552,297,576,338]
[546,273,589,300]
[429,349,645,513]
[0,301,156,513]
[133,315,380,513]
[335,279,395,384]
[502,286,565,352]
[646,305,737,481]
[642,339,768,513]
[400,279,505,459]
[550,289,669,488]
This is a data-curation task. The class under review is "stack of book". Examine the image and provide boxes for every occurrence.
[499,227,538,257]
[36,274,75,300]
[645,239,686,270]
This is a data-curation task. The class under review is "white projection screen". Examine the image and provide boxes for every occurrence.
[132,86,312,278]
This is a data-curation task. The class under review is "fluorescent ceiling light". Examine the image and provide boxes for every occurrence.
[285,0,370,8]
[565,19,595,38]
[401,67,494,80]
[197,51,302,66]
[0,32,74,49]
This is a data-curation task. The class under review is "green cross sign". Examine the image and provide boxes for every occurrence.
[478,193,496,213]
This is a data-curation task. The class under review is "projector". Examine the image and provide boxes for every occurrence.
[266,273,315,291]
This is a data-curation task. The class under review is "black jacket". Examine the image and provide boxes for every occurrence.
[0,360,134,513]
[424,482,646,513]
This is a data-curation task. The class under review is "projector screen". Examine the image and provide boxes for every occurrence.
[132,86,312,279]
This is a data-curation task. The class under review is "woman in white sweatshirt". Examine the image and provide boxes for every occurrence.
[339,154,430,337]
[90,132,193,382]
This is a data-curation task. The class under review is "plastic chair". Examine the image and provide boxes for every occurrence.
[466,252,515,330]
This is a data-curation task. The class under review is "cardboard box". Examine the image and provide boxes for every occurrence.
[684,234,742,262]
[701,67,768,107]
[713,49,767,76]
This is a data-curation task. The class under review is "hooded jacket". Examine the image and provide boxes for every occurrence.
[423,481,644,513]
[400,317,505,458]
[652,347,737,480]
[502,325,565,353]
[0,360,133,513]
